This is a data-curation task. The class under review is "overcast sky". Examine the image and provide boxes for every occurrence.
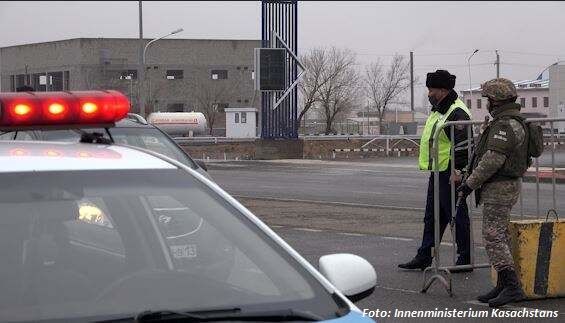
[1,1,564,109]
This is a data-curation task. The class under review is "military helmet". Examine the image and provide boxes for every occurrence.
[481,78,517,101]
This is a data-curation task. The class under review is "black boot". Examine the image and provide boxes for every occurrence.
[451,255,473,273]
[398,256,432,270]
[488,269,525,307]
[477,272,503,303]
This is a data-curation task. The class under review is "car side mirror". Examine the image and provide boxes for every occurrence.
[319,254,377,302]
[195,160,208,171]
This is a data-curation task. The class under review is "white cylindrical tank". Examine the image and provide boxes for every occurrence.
[147,112,207,136]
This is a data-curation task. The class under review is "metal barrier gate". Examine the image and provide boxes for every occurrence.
[422,117,565,296]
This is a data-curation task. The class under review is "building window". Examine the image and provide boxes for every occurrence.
[166,70,183,80]
[466,99,472,109]
[120,70,138,80]
[64,71,70,90]
[10,75,15,91]
[476,98,482,109]
[532,97,537,108]
[544,97,549,108]
[32,73,47,92]
[16,74,26,88]
[234,113,240,123]
[520,97,526,107]
[47,71,63,91]
[241,112,247,124]
[211,70,228,80]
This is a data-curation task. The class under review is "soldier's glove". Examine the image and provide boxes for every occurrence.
[456,182,473,200]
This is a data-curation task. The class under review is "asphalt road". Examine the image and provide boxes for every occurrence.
[206,157,565,322]
[207,157,565,218]
[273,225,564,323]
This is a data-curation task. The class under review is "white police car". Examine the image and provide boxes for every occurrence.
[0,90,377,322]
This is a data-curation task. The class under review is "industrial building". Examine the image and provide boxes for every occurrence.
[0,38,261,135]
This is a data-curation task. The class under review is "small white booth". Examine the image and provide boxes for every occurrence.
[225,107,257,138]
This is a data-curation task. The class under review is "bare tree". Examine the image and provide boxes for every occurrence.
[364,54,410,134]
[316,48,359,134]
[297,48,327,129]
[190,77,235,135]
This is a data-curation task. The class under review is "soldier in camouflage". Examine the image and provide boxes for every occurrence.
[457,78,527,307]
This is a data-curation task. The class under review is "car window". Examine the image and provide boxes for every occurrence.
[0,170,341,322]
[109,127,198,169]
[32,128,199,169]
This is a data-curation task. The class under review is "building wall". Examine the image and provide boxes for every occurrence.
[0,38,261,123]
[460,87,550,121]
[549,65,565,133]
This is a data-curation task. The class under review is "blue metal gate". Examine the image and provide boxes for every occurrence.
[261,0,298,139]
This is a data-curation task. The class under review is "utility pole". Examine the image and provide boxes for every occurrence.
[366,100,370,135]
[410,51,414,112]
[138,0,145,116]
[495,49,500,78]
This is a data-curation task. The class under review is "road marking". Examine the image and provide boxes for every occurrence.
[338,232,366,237]
[295,228,324,232]
[376,285,421,294]
[382,236,414,242]
[233,194,543,219]
[351,190,385,195]
[233,195,425,212]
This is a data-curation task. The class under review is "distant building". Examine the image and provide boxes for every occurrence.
[460,79,550,121]
[0,38,261,135]
[549,63,565,133]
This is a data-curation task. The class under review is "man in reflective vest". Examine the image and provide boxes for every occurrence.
[398,70,472,271]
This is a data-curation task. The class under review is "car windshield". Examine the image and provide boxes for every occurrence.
[22,128,199,169]
[0,169,342,322]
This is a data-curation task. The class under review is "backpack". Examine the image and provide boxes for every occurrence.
[525,122,544,158]
[509,116,544,158]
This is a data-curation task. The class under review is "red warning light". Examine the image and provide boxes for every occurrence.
[82,102,98,114]
[0,90,130,129]
[48,103,65,115]
[13,104,32,116]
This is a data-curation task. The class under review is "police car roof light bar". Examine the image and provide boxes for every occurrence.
[0,90,129,130]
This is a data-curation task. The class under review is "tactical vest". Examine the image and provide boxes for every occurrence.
[419,99,471,171]
[471,107,529,182]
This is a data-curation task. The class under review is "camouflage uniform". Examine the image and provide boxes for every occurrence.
[465,79,527,272]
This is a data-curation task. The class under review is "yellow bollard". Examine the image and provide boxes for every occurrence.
[490,216,565,299]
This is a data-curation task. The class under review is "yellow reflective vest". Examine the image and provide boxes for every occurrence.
[419,99,471,171]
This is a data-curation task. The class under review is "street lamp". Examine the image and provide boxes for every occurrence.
[142,28,183,65]
[140,28,184,116]
[467,49,479,108]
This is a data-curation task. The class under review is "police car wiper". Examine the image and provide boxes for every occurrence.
[97,307,323,322]
[94,309,207,322]
[186,308,323,322]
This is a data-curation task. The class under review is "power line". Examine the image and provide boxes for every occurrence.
[415,51,470,56]
[501,63,549,68]
[414,62,492,69]
[502,51,564,57]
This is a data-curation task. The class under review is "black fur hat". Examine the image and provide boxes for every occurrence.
[426,70,456,90]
